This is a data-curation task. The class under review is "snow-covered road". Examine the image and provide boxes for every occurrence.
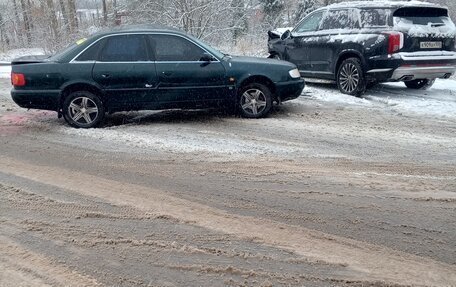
[1,77,456,286]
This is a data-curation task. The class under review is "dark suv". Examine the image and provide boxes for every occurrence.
[268,1,456,95]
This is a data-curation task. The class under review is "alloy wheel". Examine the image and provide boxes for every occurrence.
[68,97,99,125]
[339,63,360,94]
[240,89,268,116]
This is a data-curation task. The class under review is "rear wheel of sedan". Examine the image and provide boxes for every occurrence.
[63,91,105,128]
[238,83,273,118]
[337,58,366,96]
[404,79,435,90]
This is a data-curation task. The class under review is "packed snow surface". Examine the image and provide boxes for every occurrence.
[30,79,456,158]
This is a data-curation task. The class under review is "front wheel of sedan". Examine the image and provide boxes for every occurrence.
[238,83,273,118]
[337,58,366,96]
[63,91,105,128]
[404,79,435,90]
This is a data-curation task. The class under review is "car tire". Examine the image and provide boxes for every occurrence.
[337,58,366,96]
[63,90,105,128]
[238,83,273,118]
[404,79,435,90]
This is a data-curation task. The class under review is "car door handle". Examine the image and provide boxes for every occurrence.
[101,74,111,78]
[145,84,153,88]
[162,71,173,77]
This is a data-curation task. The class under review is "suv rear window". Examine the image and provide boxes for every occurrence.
[394,7,449,25]
[393,7,455,37]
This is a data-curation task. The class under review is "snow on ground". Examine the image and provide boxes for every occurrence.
[0,65,10,79]
[306,79,456,120]
[1,76,455,161]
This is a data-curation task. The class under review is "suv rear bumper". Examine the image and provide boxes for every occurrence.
[366,51,456,81]
[390,64,456,81]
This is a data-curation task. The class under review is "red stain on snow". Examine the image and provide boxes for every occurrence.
[0,111,56,135]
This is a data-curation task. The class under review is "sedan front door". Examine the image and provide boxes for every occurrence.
[148,34,228,108]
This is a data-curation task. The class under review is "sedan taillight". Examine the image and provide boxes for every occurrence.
[11,72,26,86]
[385,32,404,54]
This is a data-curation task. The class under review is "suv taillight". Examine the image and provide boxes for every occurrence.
[385,32,404,54]
[11,72,26,86]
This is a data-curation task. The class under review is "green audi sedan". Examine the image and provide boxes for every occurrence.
[11,26,304,128]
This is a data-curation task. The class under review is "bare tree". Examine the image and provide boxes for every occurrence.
[45,0,59,41]
[11,0,23,46]
[101,0,108,26]
[67,0,78,32]
[59,0,71,34]
[19,0,32,45]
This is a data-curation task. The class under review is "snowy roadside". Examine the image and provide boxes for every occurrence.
[0,48,45,78]
[304,79,456,121]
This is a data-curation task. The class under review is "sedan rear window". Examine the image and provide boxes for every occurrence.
[99,35,149,62]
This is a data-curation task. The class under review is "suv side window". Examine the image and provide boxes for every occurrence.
[149,34,207,62]
[360,9,392,27]
[294,11,325,33]
[99,35,149,62]
[320,9,359,30]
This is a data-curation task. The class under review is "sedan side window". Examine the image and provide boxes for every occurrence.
[75,39,105,61]
[98,35,149,62]
[149,34,207,62]
[294,11,325,33]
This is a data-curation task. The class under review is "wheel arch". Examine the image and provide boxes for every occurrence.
[238,75,277,101]
[59,81,105,110]
[334,50,366,76]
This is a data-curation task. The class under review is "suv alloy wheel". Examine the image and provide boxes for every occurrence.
[337,58,367,96]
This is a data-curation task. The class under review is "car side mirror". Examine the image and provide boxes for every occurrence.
[281,30,292,40]
[200,53,216,62]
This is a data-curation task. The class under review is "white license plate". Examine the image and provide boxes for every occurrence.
[420,41,442,49]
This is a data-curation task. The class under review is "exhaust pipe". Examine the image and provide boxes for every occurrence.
[399,75,414,81]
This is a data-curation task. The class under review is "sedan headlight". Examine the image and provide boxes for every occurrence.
[289,68,301,79]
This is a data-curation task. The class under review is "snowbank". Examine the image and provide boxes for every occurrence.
[306,79,456,120]
[0,48,46,79]
[0,48,45,62]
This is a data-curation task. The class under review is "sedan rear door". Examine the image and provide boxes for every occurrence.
[92,34,159,109]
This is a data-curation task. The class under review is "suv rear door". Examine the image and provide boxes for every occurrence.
[393,6,456,53]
